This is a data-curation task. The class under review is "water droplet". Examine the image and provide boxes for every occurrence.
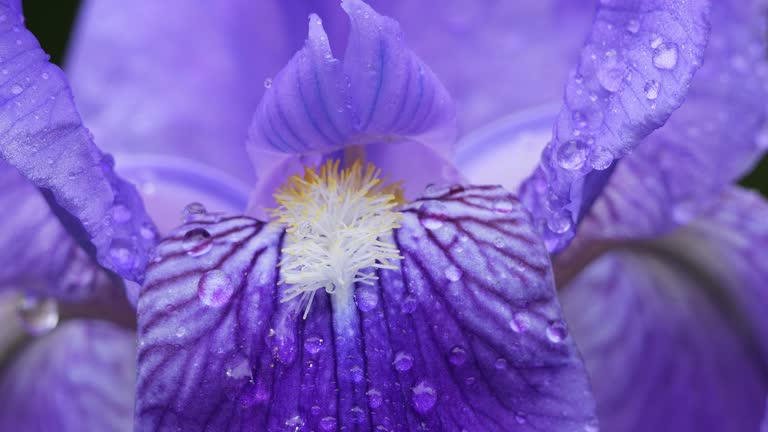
[448,346,468,365]
[419,201,446,230]
[305,335,324,354]
[509,312,531,333]
[492,199,514,214]
[285,415,304,431]
[493,237,506,248]
[546,320,568,343]
[367,389,383,408]
[588,146,613,170]
[556,139,588,170]
[197,270,234,307]
[311,405,322,416]
[626,19,640,34]
[547,210,572,234]
[393,351,414,372]
[596,53,626,92]
[653,43,679,70]
[350,406,365,423]
[10,83,22,95]
[350,366,364,383]
[111,204,132,223]
[41,72,49,80]
[182,228,213,257]
[140,224,156,240]
[401,295,418,314]
[515,413,527,424]
[319,416,337,431]
[17,296,58,336]
[183,202,207,221]
[494,358,508,370]
[650,35,663,49]
[264,78,273,89]
[411,380,437,414]
[355,286,379,312]
[444,265,463,282]
[109,244,135,271]
[644,80,660,100]
[176,326,187,338]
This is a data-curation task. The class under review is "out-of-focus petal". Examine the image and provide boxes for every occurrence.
[0,3,157,281]
[763,400,768,432]
[577,0,768,240]
[0,161,122,302]
[519,0,710,251]
[135,186,596,431]
[0,320,136,432]
[561,187,768,432]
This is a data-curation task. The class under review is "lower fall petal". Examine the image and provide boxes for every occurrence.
[0,320,136,432]
[560,187,768,432]
[135,185,596,431]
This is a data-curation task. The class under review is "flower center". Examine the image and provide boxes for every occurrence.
[272,160,404,318]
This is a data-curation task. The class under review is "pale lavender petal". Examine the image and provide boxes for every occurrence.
[136,186,596,431]
[0,161,120,302]
[0,3,156,281]
[520,0,710,251]
[0,320,135,432]
[578,0,768,240]
[763,400,768,432]
[561,188,768,432]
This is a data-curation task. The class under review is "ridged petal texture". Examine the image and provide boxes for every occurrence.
[247,0,455,157]
[0,320,136,432]
[136,186,596,431]
[519,0,710,251]
[561,188,768,432]
[0,1,157,281]
[0,160,120,301]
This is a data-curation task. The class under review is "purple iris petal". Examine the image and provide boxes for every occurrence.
[0,2,156,281]
[0,161,120,301]
[520,0,710,251]
[247,0,456,158]
[0,320,135,432]
[763,401,768,432]
[577,0,768,239]
[561,188,768,432]
[135,186,596,431]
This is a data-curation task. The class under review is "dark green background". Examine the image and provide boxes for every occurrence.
[20,1,768,197]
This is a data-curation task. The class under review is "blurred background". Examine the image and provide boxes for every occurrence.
[21,0,768,197]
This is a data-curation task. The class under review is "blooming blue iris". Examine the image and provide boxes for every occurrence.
[0,0,767,431]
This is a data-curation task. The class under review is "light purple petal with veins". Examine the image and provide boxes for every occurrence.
[520,0,710,251]
[0,2,157,281]
[561,188,768,432]
[135,186,596,431]
[0,320,136,432]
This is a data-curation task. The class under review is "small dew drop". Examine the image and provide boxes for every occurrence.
[547,210,572,234]
[653,43,679,70]
[111,204,132,223]
[197,270,234,307]
[350,366,364,383]
[509,312,531,333]
[305,335,324,354]
[448,346,468,366]
[354,286,379,312]
[419,201,446,230]
[285,415,304,431]
[183,202,207,221]
[401,295,418,314]
[545,320,568,343]
[393,351,414,372]
[176,326,187,338]
[515,413,527,424]
[367,389,383,408]
[444,265,463,282]
[319,416,337,431]
[17,296,59,336]
[182,228,213,257]
[650,35,663,49]
[41,72,49,80]
[644,80,660,100]
[10,83,23,95]
[556,139,588,170]
[411,380,437,414]
[588,146,613,171]
[264,78,273,88]
[626,19,640,34]
[493,236,506,248]
[494,358,508,370]
[349,406,365,423]
[109,245,135,271]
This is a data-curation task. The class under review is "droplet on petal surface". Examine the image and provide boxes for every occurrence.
[448,346,468,365]
[653,43,679,69]
[411,380,437,414]
[393,351,414,372]
[354,286,379,312]
[444,265,463,282]
[10,83,22,95]
[319,416,337,431]
[16,296,59,336]
[304,335,324,355]
[182,228,213,257]
[644,80,660,100]
[546,320,568,343]
[588,146,613,170]
[197,270,234,307]
[556,140,588,170]
[182,202,207,222]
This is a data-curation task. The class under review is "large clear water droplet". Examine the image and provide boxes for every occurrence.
[556,139,588,170]
[588,146,613,170]
[509,311,531,333]
[411,380,437,414]
[420,201,446,230]
[547,210,572,234]
[183,228,213,257]
[197,270,234,307]
[653,43,679,70]
[17,296,59,336]
[546,320,568,343]
[393,351,414,372]
[183,202,207,222]
[596,50,626,92]
[444,265,463,282]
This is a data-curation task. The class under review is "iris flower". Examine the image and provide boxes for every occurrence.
[0,0,766,431]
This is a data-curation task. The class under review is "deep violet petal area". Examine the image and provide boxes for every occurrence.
[519,0,710,251]
[0,2,157,281]
[135,186,596,431]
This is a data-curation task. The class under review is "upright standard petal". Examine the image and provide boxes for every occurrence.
[520,0,710,251]
[574,0,768,240]
[561,188,768,432]
[0,320,136,432]
[136,186,596,431]
[0,3,157,281]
